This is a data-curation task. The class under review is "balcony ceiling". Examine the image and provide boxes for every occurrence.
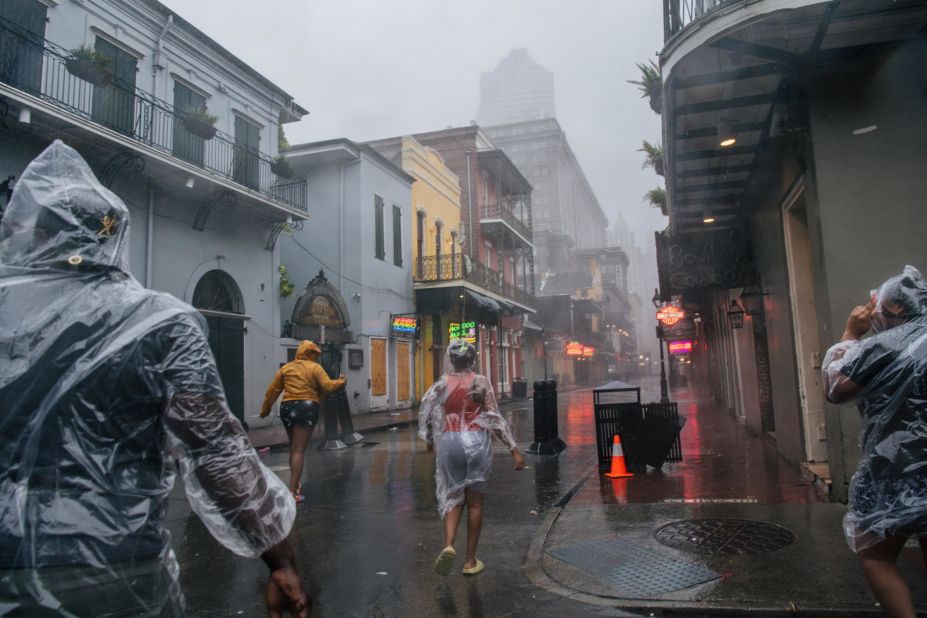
[665,0,927,233]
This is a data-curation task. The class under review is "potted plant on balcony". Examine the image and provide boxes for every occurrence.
[639,140,665,176]
[628,60,662,114]
[65,45,112,87]
[644,186,668,217]
[270,154,295,179]
[182,107,218,140]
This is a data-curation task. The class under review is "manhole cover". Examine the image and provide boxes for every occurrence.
[547,537,719,597]
[654,519,796,555]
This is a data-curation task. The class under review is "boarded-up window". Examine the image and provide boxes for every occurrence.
[392,204,402,266]
[374,195,385,260]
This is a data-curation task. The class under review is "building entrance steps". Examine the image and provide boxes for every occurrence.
[524,378,927,614]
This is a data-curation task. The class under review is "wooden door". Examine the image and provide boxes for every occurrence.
[92,37,137,136]
[396,340,410,402]
[370,337,388,409]
[204,314,245,423]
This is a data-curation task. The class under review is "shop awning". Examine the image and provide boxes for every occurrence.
[466,289,501,313]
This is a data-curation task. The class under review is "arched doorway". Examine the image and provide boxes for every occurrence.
[193,270,246,423]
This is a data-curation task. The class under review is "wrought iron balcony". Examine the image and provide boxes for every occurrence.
[0,17,306,213]
[415,254,535,310]
[480,200,533,247]
[664,0,739,41]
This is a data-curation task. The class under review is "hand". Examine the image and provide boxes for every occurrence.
[512,448,526,471]
[426,442,434,453]
[843,297,875,340]
[266,566,309,618]
[259,410,269,419]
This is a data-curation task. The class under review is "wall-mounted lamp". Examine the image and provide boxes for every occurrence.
[651,288,663,309]
[726,298,746,329]
[184,176,195,189]
[18,107,30,124]
[718,119,736,147]
[702,207,716,224]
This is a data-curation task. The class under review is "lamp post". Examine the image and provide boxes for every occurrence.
[652,289,670,404]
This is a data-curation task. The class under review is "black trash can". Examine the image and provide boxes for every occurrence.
[512,378,528,398]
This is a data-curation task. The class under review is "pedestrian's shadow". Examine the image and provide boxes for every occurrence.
[433,578,485,618]
[466,578,484,618]
[434,581,457,616]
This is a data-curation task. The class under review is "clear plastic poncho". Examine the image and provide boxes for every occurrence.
[0,141,295,615]
[821,265,927,552]
[418,340,517,518]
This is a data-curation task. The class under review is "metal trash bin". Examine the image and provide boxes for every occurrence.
[512,378,528,398]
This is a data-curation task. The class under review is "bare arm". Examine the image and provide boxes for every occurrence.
[260,369,285,417]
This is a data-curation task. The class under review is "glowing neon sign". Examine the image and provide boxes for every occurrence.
[449,321,477,344]
[656,305,685,326]
[668,340,693,355]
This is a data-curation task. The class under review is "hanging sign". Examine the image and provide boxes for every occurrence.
[582,346,595,357]
[656,304,685,326]
[565,341,584,356]
[668,340,694,355]
[449,321,477,344]
[391,316,417,338]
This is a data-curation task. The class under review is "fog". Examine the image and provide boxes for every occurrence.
[160,0,667,243]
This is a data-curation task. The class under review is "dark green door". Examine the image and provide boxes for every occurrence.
[0,0,47,94]
[92,37,136,136]
[233,115,260,189]
[205,315,245,423]
[172,82,206,166]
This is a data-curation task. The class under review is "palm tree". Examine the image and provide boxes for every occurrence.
[638,140,664,176]
[644,186,668,216]
[628,60,662,114]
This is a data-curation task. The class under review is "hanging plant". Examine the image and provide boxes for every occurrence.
[271,154,295,179]
[278,265,295,298]
[628,60,662,114]
[182,107,219,140]
[65,45,112,87]
[638,140,665,176]
[644,186,668,216]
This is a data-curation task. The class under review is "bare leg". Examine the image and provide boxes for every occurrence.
[463,489,484,569]
[444,504,464,548]
[288,425,314,493]
[858,534,915,618]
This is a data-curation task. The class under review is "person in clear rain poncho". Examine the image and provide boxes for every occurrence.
[0,141,309,617]
[822,265,927,617]
[419,339,525,576]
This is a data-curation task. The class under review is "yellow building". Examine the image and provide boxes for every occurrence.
[397,137,462,399]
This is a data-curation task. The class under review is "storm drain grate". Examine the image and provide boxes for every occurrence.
[654,519,796,556]
[546,537,719,598]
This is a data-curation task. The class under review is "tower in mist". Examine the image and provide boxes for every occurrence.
[477,49,555,126]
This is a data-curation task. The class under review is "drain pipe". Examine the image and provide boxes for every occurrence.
[145,183,154,287]
[466,149,473,258]
[153,15,173,99]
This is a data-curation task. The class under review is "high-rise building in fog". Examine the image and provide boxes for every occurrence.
[477,49,555,126]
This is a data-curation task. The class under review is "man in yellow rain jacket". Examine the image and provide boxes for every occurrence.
[261,340,346,502]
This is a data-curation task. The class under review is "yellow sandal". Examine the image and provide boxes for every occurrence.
[462,558,484,575]
[434,546,456,576]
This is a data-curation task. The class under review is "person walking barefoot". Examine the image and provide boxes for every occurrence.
[420,340,526,576]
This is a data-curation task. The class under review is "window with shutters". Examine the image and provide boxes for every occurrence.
[0,0,47,94]
[92,37,137,136]
[234,116,261,189]
[172,82,206,166]
[392,204,402,267]
[374,195,385,260]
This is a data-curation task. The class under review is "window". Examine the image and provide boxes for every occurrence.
[450,231,458,277]
[172,82,206,166]
[374,195,385,260]
[233,116,261,189]
[392,204,402,267]
[434,221,443,259]
[0,0,47,94]
[92,37,137,136]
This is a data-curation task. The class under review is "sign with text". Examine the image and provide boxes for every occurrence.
[656,228,748,296]
[582,346,595,357]
[448,321,477,344]
[391,316,417,338]
[565,341,584,356]
[668,340,694,355]
[663,318,697,342]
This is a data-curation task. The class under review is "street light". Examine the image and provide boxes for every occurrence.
[726,299,746,329]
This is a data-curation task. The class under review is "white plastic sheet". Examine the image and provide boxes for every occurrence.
[0,141,294,614]
[821,265,927,552]
[418,340,517,518]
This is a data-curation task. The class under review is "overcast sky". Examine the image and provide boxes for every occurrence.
[160,0,668,246]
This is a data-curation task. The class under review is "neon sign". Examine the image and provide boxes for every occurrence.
[448,321,477,344]
[656,305,685,326]
[582,346,594,357]
[565,341,584,356]
[668,340,693,355]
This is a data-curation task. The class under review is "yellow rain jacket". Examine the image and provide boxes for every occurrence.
[261,340,346,415]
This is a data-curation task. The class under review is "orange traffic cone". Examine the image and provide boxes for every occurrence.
[604,435,633,478]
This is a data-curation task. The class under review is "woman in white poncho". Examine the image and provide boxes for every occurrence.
[419,339,525,576]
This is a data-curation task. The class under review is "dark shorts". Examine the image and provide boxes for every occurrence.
[280,400,320,433]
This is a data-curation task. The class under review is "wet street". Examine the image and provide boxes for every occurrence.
[164,379,925,616]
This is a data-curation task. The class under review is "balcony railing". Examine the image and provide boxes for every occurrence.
[481,201,532,244]
[415,254,535,309]
[664,0,739,41]
[0,17,306,213]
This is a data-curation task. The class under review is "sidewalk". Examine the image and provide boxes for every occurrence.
[524,380,927,616]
